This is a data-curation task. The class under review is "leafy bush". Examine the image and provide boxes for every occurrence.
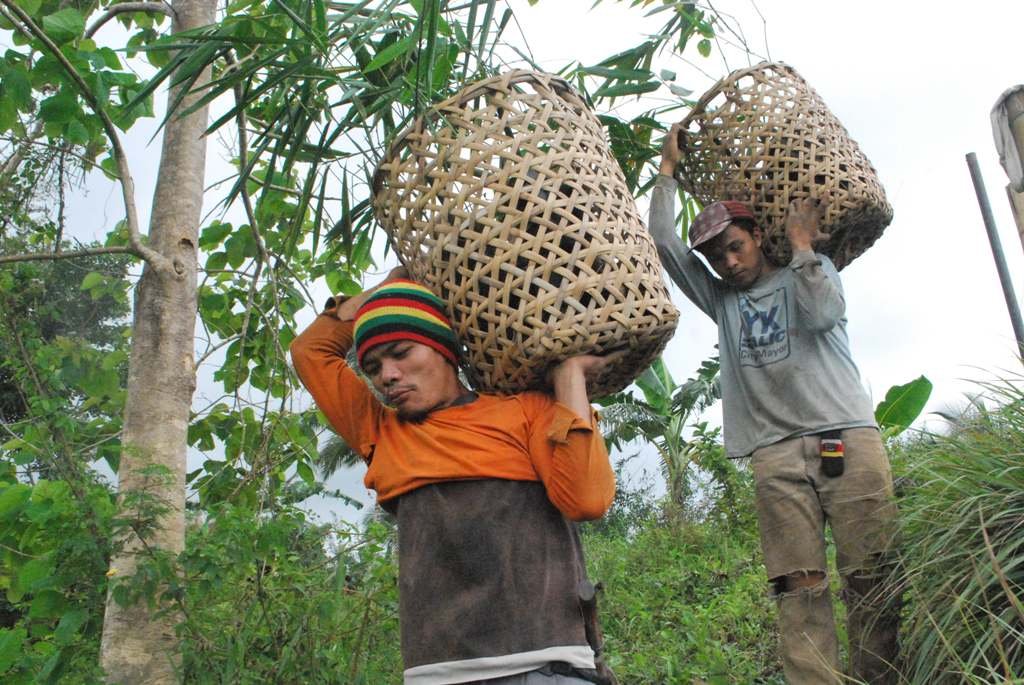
[586,500,782,684]
[181,504,400,684]
[0,474,114,684]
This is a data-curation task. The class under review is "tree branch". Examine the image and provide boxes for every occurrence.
[0,0,171,273]
[0,245,137,265]
[0,132,102,173]
[0,119,45,178]
[222,49,279,402]
[85,2,175,39]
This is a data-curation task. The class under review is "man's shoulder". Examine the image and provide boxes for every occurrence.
[477,389,555,418]
[509,389,557,408]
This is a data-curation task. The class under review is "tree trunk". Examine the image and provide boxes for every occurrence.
[99,0,215,681]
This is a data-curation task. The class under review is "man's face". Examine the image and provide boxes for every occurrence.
[696,223,768,290]
[360,340,461,422]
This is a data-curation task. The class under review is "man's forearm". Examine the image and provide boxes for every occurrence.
[550,360,592,421]
[789,251,845,331]
[648,175,720,319]
[290,313,380,457]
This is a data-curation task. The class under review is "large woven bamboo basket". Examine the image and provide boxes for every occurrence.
[674,62,892,269]
[372,70,678,397]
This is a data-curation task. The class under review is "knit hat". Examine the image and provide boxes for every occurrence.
[353,279,459,368]
[688,200,756,250]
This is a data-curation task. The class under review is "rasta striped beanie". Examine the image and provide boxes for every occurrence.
[352,279,459,368]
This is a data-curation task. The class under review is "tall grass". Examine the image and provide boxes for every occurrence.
[894,377,1024,683]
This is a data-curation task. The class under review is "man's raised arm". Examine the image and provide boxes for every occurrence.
[289,267,407,456]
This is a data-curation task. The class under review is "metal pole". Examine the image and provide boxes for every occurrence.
[966,152,1024,359]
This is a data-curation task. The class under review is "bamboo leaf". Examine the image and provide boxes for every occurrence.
[363,34,413,73]
[579,66,652,80]
[593,80,661,98]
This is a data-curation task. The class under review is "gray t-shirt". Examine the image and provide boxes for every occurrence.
[648,175,877,457]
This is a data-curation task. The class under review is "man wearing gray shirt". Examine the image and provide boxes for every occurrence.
[649,123,899,684]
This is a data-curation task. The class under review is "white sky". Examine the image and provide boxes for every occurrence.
[65,0,1024,514]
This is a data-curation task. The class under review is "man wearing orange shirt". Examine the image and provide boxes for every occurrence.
[290,267,617,685]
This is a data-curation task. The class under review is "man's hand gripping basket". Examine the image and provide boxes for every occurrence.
[675,62,893,269]
[373,70,678,397]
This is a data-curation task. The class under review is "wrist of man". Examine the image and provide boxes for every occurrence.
[788,238,814,253]
[327,294,360,320]
[789,249,820,269]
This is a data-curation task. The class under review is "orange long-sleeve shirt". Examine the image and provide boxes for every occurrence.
[289,312,615,521]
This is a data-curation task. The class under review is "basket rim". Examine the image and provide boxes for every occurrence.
[680,60,801,128]
[370,69,580,196]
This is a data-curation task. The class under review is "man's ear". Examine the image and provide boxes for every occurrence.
[751,224,764,247]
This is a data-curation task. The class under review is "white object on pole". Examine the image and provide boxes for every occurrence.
[992,84,1024,192]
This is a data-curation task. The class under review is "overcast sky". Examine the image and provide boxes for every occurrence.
[66,1,1024,515]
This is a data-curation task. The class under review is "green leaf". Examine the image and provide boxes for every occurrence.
[15,0,42,15]
[99,155,119,180]
[27,589,66,619]
[364,35,413,73]
[875,375,932,436]
[65,118,90,144]
[38,90,80,125]
[295,460,315,485]
[199,221,232,250]
[0,483,31,520]
[0,98,16,133]
[54,609,88,645]
[593,80,661,98]
[96,47,122,69]
[579,66,652,80]
[0,627,27,672]
[224,231,254,268]
[205,251,227,271]
[41,8,85,43]
[80,271,104,291]
[635,363,668,410]
[13,557,52,600]
[697,38,712,57]
[2,66,32,110]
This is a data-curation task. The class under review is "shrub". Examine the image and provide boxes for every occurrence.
[586,502,783,684]
[893,378,1024,683]
[181,504,401,684]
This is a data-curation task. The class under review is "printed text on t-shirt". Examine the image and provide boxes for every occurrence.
[737,288,790,367]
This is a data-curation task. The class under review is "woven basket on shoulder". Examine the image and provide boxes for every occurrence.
[372,70,678,397]
[675,62,892,269]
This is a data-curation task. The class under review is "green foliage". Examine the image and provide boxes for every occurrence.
[0,475,114,684]
[179,504,400,683]
[890,377,1024,683]
[585,503,781,684]
[0,0,159,154]
[0,246,130,472]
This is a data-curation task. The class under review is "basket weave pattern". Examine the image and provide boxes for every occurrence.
[675,62,892,269]
[373,70,678,396]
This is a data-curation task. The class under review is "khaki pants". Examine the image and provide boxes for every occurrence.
[752,427,900,684]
